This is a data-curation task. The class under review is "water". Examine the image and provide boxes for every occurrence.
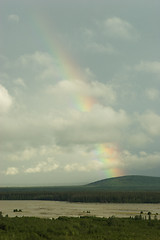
[1,200,160,219]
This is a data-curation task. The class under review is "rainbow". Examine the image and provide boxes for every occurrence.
[30,12,124,178]
[30,11,95,112]
[74,95,96,112]
[93,143,124,178]
[105,168,124,178]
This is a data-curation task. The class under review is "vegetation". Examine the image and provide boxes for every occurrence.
[1,176,160,203]
[0,190,160,203]
[0,214,160,240]
[87,175,160,191]
[13,209,22,213]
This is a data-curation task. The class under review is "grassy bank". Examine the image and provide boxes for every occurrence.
[0,215,160,240]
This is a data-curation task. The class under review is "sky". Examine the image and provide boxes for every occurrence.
[1,0,160,186]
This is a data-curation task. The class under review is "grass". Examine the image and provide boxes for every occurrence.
[0,215,160,240]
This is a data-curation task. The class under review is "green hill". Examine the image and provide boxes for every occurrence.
[1,175,160,202]
[86,175,160,191]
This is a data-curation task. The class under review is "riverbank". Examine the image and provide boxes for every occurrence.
[1,200,160,219]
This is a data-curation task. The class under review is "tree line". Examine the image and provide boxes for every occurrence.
[0,191,160,203]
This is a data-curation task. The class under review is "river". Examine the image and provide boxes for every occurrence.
[1,201,160,219]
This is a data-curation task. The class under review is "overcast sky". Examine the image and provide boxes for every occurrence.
[1,0,160,186]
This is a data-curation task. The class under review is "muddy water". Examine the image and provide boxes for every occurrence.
[1,201,160,219]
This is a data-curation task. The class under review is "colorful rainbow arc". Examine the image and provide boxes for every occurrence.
[94,144,124,178]
[30,11,95,112]
[30,12,124,178]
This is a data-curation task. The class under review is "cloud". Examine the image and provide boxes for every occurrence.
[20,51,54,67]
[135,61,160,74]
[138,111,160,136]
[121,150,160,175]
[15,51,64,83]
[82,23,116,55]
[145,88,159,100]
[64,160,103,172]
[82,17,138,56]
[47,79,116,111]
[1,51,160,183]
[53,105,130,146]
[128,132,152,148]
[8,147,37,162]
[86,41,116,54]
[14,78,26,87]
[0,84,13,113]
[25,160,59,173]
[8,14,19,23]
[104,17,139,40]
[84,68,95,79]
[5,167,19,175]
[83,28,94,38]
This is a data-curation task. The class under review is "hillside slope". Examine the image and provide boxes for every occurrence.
[86,175,160,191]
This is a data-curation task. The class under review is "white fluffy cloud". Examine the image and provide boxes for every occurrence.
[14,78,26,87]
[47,78,116,111]
[8,147,37,162]
[25,161,59,173]
[104,17,139,40]
[51,105,130,146]
[5,167,19,175]
[14,51,61,83]
[0,84,12,113]
[18,51,54,68]
[135,61,160,74]
[64,160,104,172]
[86,41,116,54]
[138,111,160,136]
[145,88,159,100]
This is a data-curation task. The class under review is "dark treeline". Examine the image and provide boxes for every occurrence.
[0,191,160,203]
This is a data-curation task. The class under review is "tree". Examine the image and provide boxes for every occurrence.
[154,213,158,220]
[148,211,152,220]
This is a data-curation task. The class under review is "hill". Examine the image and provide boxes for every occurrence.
[86,175,160,191]
[1,175,160,202]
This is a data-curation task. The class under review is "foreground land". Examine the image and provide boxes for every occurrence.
[0,215,160,240]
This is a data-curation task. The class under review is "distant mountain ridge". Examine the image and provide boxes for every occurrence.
[86,175,160,191]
